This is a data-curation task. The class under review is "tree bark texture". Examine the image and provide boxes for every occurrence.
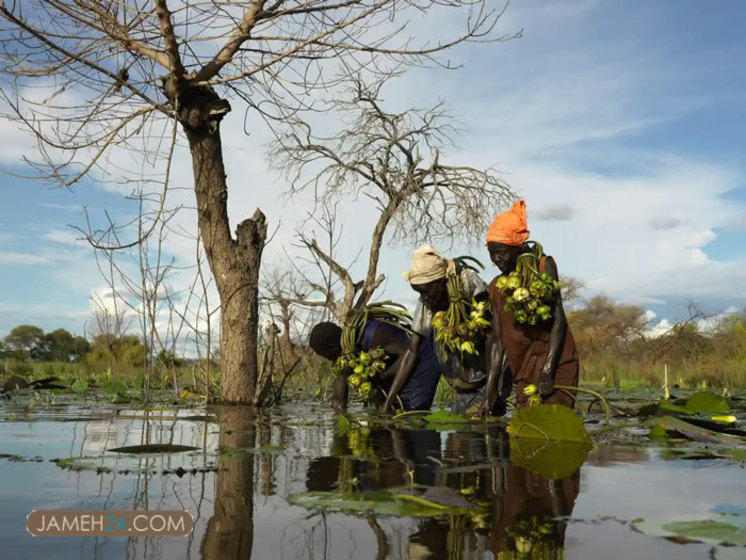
[181,83,267,404]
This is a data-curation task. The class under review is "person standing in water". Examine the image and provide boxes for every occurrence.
[383,245,508,415]
[483,200,579,411]
[308,319,441,413]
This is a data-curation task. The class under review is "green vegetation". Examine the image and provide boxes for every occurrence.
[3,294,746,404]
[567,296,746,390]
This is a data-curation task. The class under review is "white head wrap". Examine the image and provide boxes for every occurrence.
[403,244,448,285]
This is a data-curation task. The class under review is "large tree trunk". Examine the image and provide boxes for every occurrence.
[180,84,267,404]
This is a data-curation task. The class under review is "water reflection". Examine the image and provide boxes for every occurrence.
[0,404,652,560]
[296,424,583,559]
[201,407,254,559]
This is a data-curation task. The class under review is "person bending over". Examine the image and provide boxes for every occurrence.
[309,319,441,413]
[383,245,509,415]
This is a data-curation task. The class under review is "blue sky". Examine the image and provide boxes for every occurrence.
[1,0,746,339]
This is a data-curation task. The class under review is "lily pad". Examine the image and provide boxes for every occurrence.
[658,399,694,416]
[392,485,477,510]
[288,488,479,518]
[651,416,743,445]
[337,414,351,431]
[108,444,198,454]
[510,438,591,479]
[55,453,218,475]
[508,404,592,444]
[634,514,746,547]
[70,379,88,393]
[423,409,468,425]
[686,392,730,415]
[658,444,746,463]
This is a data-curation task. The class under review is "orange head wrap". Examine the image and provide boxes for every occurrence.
[486,200,530,246]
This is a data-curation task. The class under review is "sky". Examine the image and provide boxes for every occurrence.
[1,0,746,342]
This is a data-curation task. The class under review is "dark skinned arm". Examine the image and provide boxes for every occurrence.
[380,333,422,413]
[331,373,348,413]
[484,296,506,414]
[539,257,569,397]
[333,325,410,412]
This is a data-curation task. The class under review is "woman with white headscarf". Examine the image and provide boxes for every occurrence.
[382,245,509,415]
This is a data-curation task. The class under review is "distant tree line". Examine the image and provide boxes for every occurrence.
[1,325,90,363]
[0,325,180,373]
[567,295,746,386]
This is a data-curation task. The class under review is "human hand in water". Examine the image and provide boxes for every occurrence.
[538,364,554,398]
[378,400,394,416]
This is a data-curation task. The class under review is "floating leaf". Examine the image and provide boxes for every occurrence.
[392,485,476,510]
[659,445,746,463]
[648,425,672,441]
[221,445,285,457]
[686,392,730,415]
[337,414,351,431]
[289,488,480,518]
[658,399,694,416]
[652,416,743,445]
[108,444,198,454]
[423,409,468,425]
[70,379,88,393]
[508,404,591,444]
[510,439,591,479]
[634,514,746,547]
[55,453,218,475]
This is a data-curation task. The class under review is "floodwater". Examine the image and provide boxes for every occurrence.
[0,400,744,560]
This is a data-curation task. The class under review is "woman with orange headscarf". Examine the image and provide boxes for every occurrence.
[483,200,579,411]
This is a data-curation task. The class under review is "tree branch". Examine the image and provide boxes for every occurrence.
[194,0,268,82]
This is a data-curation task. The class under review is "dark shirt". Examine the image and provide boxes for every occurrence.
[360,320,441,411]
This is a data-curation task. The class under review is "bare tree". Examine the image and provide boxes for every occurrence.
[273,77,515,315]
[0,0,512,403]
[292,203,362,322]
[259,264,324,401]
[559,275,584,309]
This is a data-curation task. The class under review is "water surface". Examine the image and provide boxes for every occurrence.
[1,401,743,560]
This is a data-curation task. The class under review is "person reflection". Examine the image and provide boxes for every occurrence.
[201,407,255,560]
[489,464,580,557]
[439,429,581,559]
[306,427,444,559]
[306,427,442,491]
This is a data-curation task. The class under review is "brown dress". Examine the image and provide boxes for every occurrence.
[488,256,579,407]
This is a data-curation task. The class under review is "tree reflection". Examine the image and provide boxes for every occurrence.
[201,407,255,560]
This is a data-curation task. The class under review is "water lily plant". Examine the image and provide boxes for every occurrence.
[495,242,560,325]
[432,256,490,357]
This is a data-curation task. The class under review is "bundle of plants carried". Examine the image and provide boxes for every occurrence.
[495,242,560,325]
[333,301,411,400]
[432,256,490,356]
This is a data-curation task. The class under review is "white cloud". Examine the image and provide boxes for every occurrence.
[2,0,746,340]
[646,318,672,338]
[43,228,82,245]
[0,251,49,265]
[40,203,82,212]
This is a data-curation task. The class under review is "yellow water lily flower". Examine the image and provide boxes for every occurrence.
[710,415,737,423]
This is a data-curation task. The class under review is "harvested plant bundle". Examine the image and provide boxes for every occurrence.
[432,256,489,356]
[334,301,412,400]
[495,242,560,325]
